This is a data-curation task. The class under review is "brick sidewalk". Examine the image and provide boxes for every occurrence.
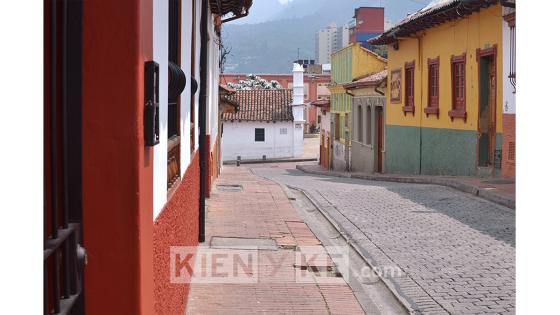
[186,166,365,314]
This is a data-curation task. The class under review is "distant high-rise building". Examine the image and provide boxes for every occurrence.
[316,7,385,64]
[337,24,351,50]
[315,22,339,65]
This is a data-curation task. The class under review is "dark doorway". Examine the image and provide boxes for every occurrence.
[375,107,384,173]
[477,51,497,168]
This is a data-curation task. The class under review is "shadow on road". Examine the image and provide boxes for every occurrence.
[281,168,516,247]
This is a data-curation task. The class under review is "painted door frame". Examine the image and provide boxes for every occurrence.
[476,45,498,171]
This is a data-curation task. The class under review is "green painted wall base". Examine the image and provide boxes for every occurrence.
[385,125,503,176]
[385,125,421,175]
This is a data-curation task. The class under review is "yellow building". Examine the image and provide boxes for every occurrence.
[329,42,386,170]
[370,0,505,176]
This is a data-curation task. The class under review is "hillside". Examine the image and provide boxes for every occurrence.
[222,0,426,73]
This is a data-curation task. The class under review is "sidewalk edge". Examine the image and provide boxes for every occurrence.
[286,185,419,315]
[296,165,515,210]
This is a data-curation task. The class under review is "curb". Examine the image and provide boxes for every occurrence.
[296,165,515,210]
[224,158,317,165]
[286,184,421,314]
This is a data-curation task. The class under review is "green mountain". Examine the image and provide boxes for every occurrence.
[222,0,426,73]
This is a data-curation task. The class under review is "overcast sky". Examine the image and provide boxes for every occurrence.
[230,0,430,25]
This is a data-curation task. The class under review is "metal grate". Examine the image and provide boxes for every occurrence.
[508,142,515,161]
[216,184,243,192]
[494,149,502,169]
[45,1,86,314]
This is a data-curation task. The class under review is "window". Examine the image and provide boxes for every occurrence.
[255,128,265,142]
[357,105,363,142]
[279,128,288,135]
[366,106,372,145]
[450,53,467,119]
[335,114,340,140]
[425,57,440,116]
[404,61,415,114]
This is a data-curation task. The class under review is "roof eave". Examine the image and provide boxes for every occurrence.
[368,0,498,45]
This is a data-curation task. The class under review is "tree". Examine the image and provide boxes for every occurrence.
[226,74,284,90]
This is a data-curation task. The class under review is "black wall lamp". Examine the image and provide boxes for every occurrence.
[144,61,160,147]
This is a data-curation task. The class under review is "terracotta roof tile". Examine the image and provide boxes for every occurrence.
[344,70,387,89]
[223,89,294,122]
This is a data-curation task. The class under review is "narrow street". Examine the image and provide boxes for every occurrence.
[249,162,516,314]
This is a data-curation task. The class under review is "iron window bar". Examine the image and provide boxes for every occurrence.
[508,25,516,92]
[45,0,85,314]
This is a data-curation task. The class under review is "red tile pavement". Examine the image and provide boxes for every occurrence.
[186,166,364,314]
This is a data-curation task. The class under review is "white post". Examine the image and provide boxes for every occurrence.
[292,63,305,157]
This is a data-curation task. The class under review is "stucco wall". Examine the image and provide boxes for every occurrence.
[153,152,200,315]
[222,121,296,161]
[152,0,169,217]
[385,4,504,176]
[332,140,349,171]
[351,141,374,173]
[82,0,155,313]
[351,91,384,174]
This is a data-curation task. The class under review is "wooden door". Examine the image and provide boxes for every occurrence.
[488,57,497,166]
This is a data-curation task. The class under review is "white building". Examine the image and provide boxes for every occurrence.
[222,64,305,161]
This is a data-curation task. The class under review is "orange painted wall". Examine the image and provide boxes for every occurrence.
[82,0,154,314]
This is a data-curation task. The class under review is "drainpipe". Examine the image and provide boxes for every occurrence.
[198,0,209,243]
[411,35,423,175]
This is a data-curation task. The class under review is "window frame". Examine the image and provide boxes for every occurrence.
[403,61,415,115]
[255,128,265,142]
[449,53,467,120]
[167,0,182,194]
[425,56,440,117]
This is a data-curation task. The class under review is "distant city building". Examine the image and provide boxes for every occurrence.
[316,7,384,65]
[293,59,322,74]
[349,7,385,50]
[315,22,339,64]
[337,24,351,50]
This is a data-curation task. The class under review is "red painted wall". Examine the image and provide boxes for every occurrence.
[205,136,220,197]
[355,7,384,33]
[153,152,200,315]
[82,0,154,314]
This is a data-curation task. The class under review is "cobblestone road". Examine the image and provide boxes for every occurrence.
[252,164,516,314]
